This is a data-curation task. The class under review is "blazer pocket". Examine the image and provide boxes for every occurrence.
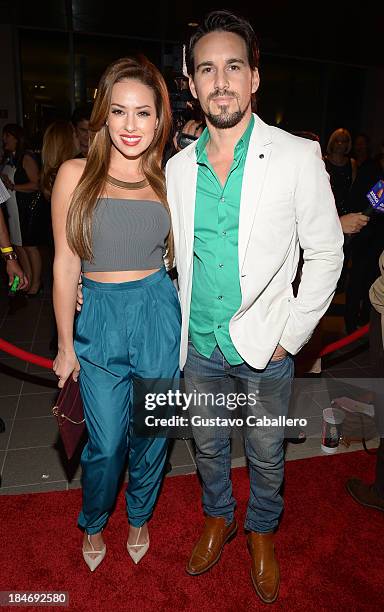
[262,189,293,201]
[263,197,295,229]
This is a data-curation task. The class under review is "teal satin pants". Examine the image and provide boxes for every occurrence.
[74,268,181,534]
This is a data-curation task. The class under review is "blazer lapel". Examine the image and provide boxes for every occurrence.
[238,114,272,270]
[181,145,199,267]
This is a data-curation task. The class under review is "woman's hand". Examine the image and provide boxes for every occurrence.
[53,348,80,388]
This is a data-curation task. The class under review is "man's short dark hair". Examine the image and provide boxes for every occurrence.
[186,10,259,76]
[71,104,93,127]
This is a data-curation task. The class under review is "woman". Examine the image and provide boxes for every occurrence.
[324,128,368,235]
[325,128,369,299]
[41,121,81,351]
[41,120,80,200]
[52,56,181,571]
[1,124,43,295]
[324,128,357,215]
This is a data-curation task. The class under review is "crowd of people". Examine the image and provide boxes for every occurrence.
[0,9,383,605]
[1,102,383,336]
[0,105,93,295]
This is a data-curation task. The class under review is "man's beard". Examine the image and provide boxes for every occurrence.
[204,91,250,129]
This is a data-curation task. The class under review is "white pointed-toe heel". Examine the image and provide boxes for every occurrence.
[82,534,106,572]
[127,526,150,564]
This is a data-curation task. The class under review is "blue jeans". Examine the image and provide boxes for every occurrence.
[183,343,294,533]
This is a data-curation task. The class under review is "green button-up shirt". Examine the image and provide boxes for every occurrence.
[189,115,254,365]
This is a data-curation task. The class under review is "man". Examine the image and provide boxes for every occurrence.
[0,178,28,437]
[71,104,92,158]
[165,10,343,603]
[0,178,28,290]
[346,250,384,512]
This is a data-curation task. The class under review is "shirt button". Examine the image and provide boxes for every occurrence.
[217,324,222,329]
[219,263,223,268]
[222,231,227,236]
[218,295,223,300]
[220,197,225,202]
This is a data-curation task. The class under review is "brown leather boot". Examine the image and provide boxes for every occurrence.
[247,531,279,603]
[186,516,237,576]
[346,478,384,511]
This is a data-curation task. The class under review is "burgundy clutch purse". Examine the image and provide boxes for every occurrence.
[52,377,86,460]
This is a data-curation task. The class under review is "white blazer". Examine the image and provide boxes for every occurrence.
[165,114,344,370]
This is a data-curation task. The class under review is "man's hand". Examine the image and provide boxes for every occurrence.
[271,344,288,361]
[6,260,29,290]
[182,120,203,137]
[340,212,369,234]
[76,275,83,312]
[173,120,203,152]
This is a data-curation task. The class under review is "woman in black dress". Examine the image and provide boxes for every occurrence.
[324,128,369,234]
[324,128,369,298]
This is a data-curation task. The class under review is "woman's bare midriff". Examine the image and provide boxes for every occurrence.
[83,268,161,283]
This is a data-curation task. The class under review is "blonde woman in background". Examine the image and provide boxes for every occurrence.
[41,120,80,200]
[41,120,80,349]
[325,128,368,235]
[324,128,369,301]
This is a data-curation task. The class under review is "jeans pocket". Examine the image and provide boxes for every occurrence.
[267,354,294,379]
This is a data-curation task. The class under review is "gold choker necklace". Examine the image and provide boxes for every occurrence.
[106,175,149,190]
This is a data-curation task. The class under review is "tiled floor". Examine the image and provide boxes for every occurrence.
[0,272,379,496]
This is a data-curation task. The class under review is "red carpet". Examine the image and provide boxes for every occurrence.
[1,451,383,611]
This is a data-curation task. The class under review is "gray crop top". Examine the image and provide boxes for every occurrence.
[82,198,170,272]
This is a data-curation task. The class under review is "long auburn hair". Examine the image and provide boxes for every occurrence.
[41,120,77,199]
[66,56,173,265]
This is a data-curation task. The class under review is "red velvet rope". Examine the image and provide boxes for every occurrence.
[0,324,370,370]
[0,338,53,369]
[319,324,369,357]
